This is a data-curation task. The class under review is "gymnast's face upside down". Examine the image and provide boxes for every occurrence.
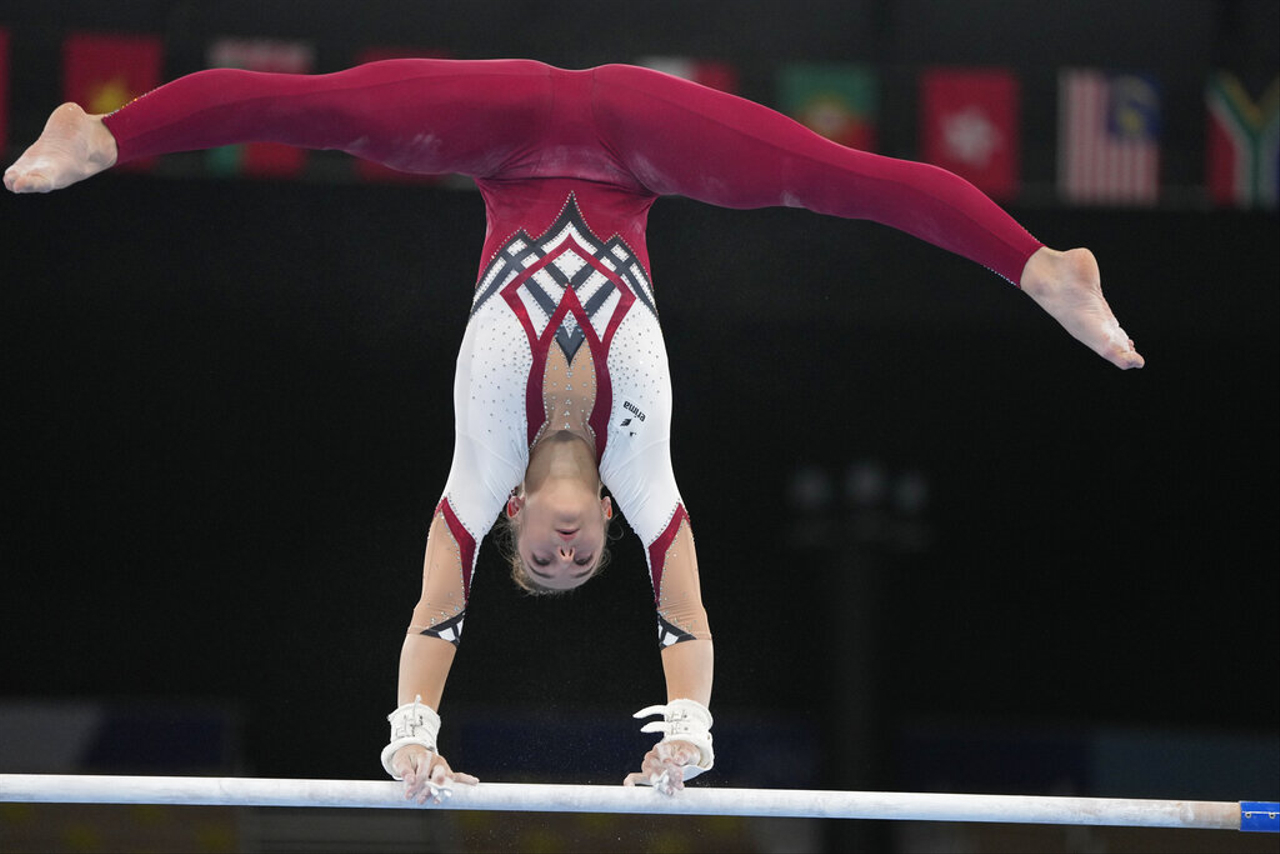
[505,430,613,593]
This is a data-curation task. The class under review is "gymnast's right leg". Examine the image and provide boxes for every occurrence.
[4,102,116,193]
[7,58,553,193]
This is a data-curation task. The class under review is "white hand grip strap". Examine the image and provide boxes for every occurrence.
[633,698,714,780]
[380,695,441,780]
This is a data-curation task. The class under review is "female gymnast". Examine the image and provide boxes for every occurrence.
[5,58,1143,803]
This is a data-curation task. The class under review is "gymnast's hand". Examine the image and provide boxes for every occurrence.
[622,739,702,795]
[392,744,479,805]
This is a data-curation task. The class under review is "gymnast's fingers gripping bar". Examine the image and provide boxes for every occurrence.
[1,775,1276,831]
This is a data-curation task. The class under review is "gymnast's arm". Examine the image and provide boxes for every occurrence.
[609,452,715,789]
[623,512,715,791]
[5,58,549,193]
[633,637,715,789]
[388,507,480,802]
[390,428,522,798]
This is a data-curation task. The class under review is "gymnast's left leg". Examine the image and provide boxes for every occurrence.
[589,64,1144,370]
[1019,246,1142,368]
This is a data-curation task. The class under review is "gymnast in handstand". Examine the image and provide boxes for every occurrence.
[5,58,1143,802]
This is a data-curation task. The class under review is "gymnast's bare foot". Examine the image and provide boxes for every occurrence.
[4,103,117,194]
[1020,247,1145,370]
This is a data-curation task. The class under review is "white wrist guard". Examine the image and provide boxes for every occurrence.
[634,698,714,780]
[380,696,441,780]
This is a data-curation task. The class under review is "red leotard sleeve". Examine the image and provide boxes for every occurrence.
[587,64,1043,285]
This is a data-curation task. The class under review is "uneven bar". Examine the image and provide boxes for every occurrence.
[2,774,1274,831]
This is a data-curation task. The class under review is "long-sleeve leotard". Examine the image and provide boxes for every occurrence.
[102,59,1044,646]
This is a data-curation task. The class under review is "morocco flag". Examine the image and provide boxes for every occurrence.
[206,38,315,179]
[920,69,1020,201]
[1206,73,1279,209]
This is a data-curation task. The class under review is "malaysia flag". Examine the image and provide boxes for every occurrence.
[1058,69,1161,206]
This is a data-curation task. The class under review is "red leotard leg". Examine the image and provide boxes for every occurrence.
[588,64,1043,285]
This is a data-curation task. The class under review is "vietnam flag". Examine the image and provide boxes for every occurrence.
[63,33,164,171]
[1206,73,1279,209]
[0,28,9,156]
[920,69,1020,201]
[64,32,163,113]
[352,47,451,184]
[206,38,315,179]
[777,64,878,152]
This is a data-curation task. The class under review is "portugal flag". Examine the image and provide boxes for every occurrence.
[920,68,1020,201]
[777,64,878,152]
[206,38,315,179]
[1206,73,1279,209]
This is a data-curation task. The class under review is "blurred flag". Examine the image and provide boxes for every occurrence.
[778,64,877,151]
[1205,73,1279,209]
[1058,69,1161,206]
[63,32,164,172]
[637,57,739,93]
[0,28,9,155]
[352,47,451,184]
[356,47,451,64]
[920,68,1020,200]
[206,38,315,178]
[63,32,163,113]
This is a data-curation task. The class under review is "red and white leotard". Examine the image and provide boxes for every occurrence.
[102,59,1044,647]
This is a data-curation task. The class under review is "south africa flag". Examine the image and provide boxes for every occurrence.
[1206,73,1279,209]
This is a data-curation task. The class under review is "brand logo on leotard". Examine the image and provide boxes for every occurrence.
[623,401,646,421]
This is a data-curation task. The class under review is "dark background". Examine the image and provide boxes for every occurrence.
[1,0,1276,819]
